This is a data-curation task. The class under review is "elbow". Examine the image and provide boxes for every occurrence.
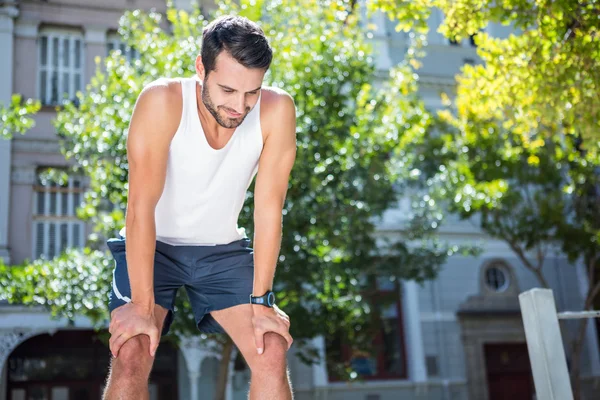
[126,201,156,226]
[254,206,283,225]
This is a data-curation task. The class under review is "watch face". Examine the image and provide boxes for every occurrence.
[267,292,275,306]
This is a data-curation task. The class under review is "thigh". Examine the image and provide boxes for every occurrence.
[210,304,288,369]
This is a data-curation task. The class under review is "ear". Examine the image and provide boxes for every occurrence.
[195,55,205,80]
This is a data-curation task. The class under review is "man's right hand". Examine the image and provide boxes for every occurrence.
[109,302,159,358]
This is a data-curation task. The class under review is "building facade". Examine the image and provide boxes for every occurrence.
[1,1,599,400]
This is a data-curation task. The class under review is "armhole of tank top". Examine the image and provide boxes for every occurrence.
[256,92,265,153]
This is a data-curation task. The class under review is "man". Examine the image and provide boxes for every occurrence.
[102,15,296,400]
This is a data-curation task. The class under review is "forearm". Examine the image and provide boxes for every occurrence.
[125,206,156,312]
[252,209,282,296]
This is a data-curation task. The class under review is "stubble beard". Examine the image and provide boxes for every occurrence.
[201,80,249,129]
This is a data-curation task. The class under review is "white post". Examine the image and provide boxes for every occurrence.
[225,349,235,400]
[518,288,573,400]
[311,335,329,400]
[0,3,19,264]
[403,280,427,382]
[311,335,329,387]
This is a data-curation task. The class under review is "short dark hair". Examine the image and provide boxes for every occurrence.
[201,15,273,75]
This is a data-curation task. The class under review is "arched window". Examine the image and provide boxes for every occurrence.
[482,261,514,294]
[485,264,510,293]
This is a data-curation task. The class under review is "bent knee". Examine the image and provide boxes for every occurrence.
[112,335,154,378]
[249,332,288,376]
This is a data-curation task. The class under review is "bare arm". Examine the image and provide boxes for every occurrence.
[252,91,297,298]
[250,91,297,355]
[124,80,180,314]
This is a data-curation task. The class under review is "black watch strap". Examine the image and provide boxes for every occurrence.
[250,291,276,307]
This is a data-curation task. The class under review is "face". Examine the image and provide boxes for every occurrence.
[196,52,266,129]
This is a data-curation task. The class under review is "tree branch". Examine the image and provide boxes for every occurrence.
[508,239,550,288]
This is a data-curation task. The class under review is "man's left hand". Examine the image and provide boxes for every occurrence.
[251,304,293,355]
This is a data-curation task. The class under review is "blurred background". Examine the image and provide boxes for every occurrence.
[0,0,598,399]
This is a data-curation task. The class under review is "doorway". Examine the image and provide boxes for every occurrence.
[484,343,535,400]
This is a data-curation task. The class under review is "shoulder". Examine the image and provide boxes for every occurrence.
[136,77,183,112]
[127,77,185,152]
[260,86,295,114]
[131,77,184,136]
[259,86,296,139]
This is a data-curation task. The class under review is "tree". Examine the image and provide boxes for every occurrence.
[0,1,471,398]
[0,94,41,139]
[408,113,600,399]
[366,1,600,397]
[369,0,600,143]
[0,248,112,322]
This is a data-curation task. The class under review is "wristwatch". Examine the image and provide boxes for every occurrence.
[250,290,276,308]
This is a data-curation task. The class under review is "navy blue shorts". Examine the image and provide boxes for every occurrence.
[107,237,254,336]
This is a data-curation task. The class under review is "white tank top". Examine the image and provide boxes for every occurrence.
[120,76,263,245]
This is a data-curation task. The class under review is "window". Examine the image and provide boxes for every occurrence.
[32,172,85,260]
[106,33,139,63]
[38,29,84,106]
[327,276,407,381]
[485,264,510,293]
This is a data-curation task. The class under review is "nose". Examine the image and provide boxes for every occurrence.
[233,97,245,114]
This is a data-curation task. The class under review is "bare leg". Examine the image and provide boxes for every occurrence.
[247,332,293,400]
[102,304,169,400]
[211,304,293,400]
